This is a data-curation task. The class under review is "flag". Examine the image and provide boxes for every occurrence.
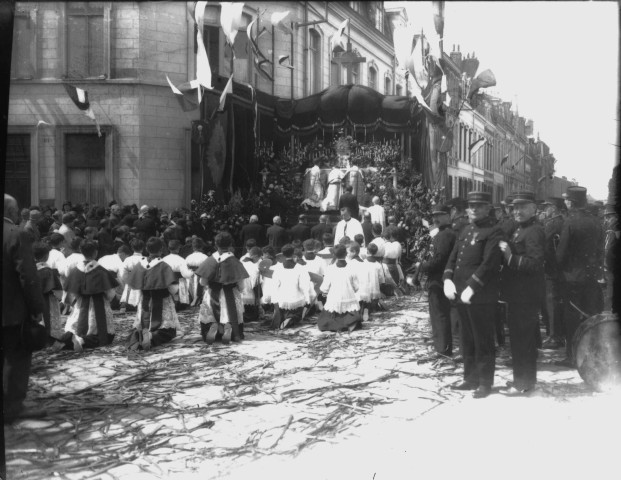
[255,57,273,81]
[194,1,212,103]
[220,2,245,48]
[271,11,291,35]
[537,175,547,184]
[278,55,293,70]
[392,24,416,69]
[331,19,349,53]
[500,154,509,166]
[63,83,101,137]
[247,18,270,62]
[432,1,445,38]
[467,69,496,101]
[511,155,524,170]
[218,75,234,112]
[469,137,487,157]
[166,75,198,112]
[36,120,52,128]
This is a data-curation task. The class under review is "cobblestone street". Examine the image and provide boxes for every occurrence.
[4,296,618,480]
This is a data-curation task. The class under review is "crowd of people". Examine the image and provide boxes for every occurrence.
[3,183,618,421]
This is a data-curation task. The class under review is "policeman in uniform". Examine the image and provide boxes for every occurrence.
[419,204,457,357]
[541,197,566,349]
[443,191,503,398]
[555,186,604,367]
[448,197,469,234]
[498,191,545,394]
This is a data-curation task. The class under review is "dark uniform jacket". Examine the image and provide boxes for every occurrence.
[361,220,374,246]
[451,214,469,234]
[3,218,46,328]
[338,192,359,219]
[543,214,564,278]
[288,223,312,243]
[442,217,503,304]
[498,217,518,237]
[311,223,332,241]
[133,216,157,241]
[194,222,213,243]
[266,224,287,251]
[500,216,545,304]
[240,223,266,247]
[556,209,603,284]
[421,224,456,288]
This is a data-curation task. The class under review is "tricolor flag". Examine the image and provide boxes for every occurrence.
[218,75,234,112]
[194,1,213,103]
[511,155,525,170]
[220,2,245,49]
[63,83,101,137]
[500,154,509,166]
[469,137,487,157]
[271,11,291,35]
[278,55,294,70]
[331,19,349,53]
[166,75,198,112]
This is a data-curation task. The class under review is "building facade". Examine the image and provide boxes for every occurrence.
[6,1,405,211]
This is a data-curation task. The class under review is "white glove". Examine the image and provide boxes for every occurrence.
[443,280,457,300]
[461,286,474,304]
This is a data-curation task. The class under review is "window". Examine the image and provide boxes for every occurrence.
[309,29,322,94]
[384,76,391,95]
[66,133,106,205]
[66,2,109,79]
[5,134,32,208]
[10,9,36,79]
[349,62,360,85]
[375,4,384,33]
[396,84,403,96]
[368,66,377,90]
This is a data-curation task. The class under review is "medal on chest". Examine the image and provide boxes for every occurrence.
[470,232,479,246]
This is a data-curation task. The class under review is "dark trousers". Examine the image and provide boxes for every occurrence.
[151,328,176,347]
[455,304,496,387]
[2,326,32,420]
[428,286,452,356]
[563,280,604,361]
[495,302,506,347]
[545,276,564,339]
[243,304,260,323]
[507,302,539,389]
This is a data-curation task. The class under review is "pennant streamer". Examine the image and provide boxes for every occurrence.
[467,69,496,101]
[500,154,509,166]
[63,83,102,137]
[271,11,291,35]
[195,1,212,103]
[278,55,294,70]
[331,19,349,53]
[220,2,245,49]
[166,75,198,112]
[469,137,487,157]
[432,1,445,38]
[218,75,234,112]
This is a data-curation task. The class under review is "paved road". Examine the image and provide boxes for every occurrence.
[4,296,618,480]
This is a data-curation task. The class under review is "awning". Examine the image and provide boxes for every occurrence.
[275,84,426,136]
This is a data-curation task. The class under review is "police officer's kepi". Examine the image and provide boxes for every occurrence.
[432,204,452,215]
[467,191,492,204]
[502,194,514,206]
[566,185,587,205]
[511,191,536,204]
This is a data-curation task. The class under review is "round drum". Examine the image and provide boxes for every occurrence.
[573,312,621,392]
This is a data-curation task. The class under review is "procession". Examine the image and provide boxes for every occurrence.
[3,1,620,479]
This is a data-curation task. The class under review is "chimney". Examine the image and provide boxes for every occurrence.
[450,44,462,69]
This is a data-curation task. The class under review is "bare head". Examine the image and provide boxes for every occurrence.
[273,216,282,225]
[4,194,19,223]
[249,215,259,224]
[372,196,380,205]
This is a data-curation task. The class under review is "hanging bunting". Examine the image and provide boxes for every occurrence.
[220,2,245,49]
[63,83,102,137]
[166,75,199,112]
[194,1,212,103]
[331,18,349,53]
[278,55,294,70]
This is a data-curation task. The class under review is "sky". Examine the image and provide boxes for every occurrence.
[386,1,619,200]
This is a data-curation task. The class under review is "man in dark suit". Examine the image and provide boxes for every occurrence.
[498,191,546,395]
[266,216,287,252]
[338,185,359,219]
[311,215,332,241]
[448,197,469,234]
[555,186,604,367]
[421,205,457,357]
[443,191,503,398]
[194,213,213,243]
[288,214,312,243]
[240,214,266,247]
[3,194,46,422]
[361,212,374,246]
[134,205,157,241]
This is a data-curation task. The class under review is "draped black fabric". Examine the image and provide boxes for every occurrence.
[208,282,240,339]
[275,84,425,136]
[76,294,110,346]
[141,289,169,332]
[65,266,118,296]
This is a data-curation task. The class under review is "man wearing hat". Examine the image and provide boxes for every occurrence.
[448,197,469,234]
[541,197,566,349]
[555,186,604,367]
[498,191,545,395]
[443,191,503,398]
[498,194,517,236]
[419,204,457,357]
[195,212,213,243]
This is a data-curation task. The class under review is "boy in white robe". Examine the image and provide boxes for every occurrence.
[98,245,131,309]
[34,242,62,343]
[185,238,208,306]
[120,238,145,311]
[357,242,385,321]
[163,240,192,310]
[240,246,262,322]
[271,244,311,329]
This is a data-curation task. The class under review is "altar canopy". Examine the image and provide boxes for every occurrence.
[274,84,427,136]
